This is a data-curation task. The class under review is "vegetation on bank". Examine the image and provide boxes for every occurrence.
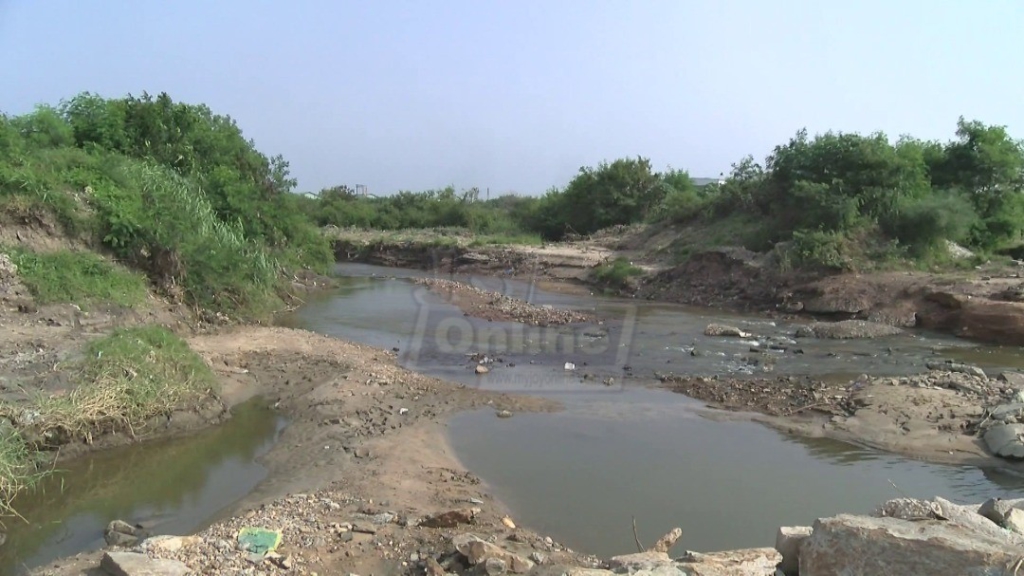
[591,257,644,291]
[305,118,1024,271]
[0,326,217,520]
[1,91,332,319]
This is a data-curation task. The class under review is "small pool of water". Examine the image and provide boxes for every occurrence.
[0,398,286,575]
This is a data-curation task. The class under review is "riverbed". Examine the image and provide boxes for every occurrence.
[282,262,1024,557]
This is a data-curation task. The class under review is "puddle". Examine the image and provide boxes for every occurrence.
[0,397,286,575]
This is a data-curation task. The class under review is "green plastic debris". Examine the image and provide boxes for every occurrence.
[236,527,282,555]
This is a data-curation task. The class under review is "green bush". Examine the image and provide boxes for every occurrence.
[592,257,644,289]
[881,192,979,256]
[90,160,280,315]
[788,230,850,271]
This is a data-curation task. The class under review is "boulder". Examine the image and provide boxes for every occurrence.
[958,298,1024,346]
[794,320,903,340]
[604,549,779,576]
[704,324,750,338]
[100,551,189,576]
[799,514,1023,576]
[774,527,811,575]
[104,520,148,547]
[983,422,1024,458]
[676,548,781,576]
[999,372,1024,389]
[452,533,534,573]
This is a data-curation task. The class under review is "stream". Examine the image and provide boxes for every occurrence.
[285,263,1024,557]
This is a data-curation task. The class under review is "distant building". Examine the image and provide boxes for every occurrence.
[691,177,725,187]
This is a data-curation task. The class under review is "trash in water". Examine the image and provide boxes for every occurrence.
[564,362,576,371]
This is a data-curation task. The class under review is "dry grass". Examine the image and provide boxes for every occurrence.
[0,325,218,521]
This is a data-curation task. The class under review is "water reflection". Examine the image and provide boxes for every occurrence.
[1,398,285,575]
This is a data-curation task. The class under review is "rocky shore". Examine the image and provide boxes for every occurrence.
[413,278,593,326]
[36,490,1024,576]
[659,360,1024,468]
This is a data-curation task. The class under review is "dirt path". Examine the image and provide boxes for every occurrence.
[31,326,604,575]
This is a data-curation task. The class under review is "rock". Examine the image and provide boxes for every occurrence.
[100,551,189,576]
[604,551,673,573]
[774,526,811,575]
[501,516,516,529]
[978,497,1013,526]
[484,557,508,575]
[799,514,1024,576]
[476,364,490,374]
[704,324,750,338]
[650,527,683,554]
[983,422,1024,458]
[529,552,548,565]
[104,520,147,547]
[794,320,902,340]
[452,533,534,573]
[677,548,782,576]
[420,507,481,528]
[925,360,986,378]
[139,535,200,554]
[1000,372,1024,388]
[958,298,1024,347]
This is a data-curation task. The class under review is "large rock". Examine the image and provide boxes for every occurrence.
[794,320,903,339]
[104,520,148,547]
[983,422,1024,458]
[100,551,189,576]
[958,298,1024,346]
[800,514,1023,576]
[452,533,534,573]
[704,324,750,338]
[676,548,781,576]
[604,549,779,576]
[774,527,811,575]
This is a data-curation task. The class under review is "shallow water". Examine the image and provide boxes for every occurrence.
[284,263,1024,557]
[1,398,285,575]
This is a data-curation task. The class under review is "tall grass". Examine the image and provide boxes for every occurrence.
[92,161,280,316]
[6,248,148,308]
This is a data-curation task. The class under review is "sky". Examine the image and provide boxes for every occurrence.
[2,1,1023,196]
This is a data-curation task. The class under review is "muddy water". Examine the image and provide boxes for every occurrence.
[286,263,1024,558]
[1,398,285,575]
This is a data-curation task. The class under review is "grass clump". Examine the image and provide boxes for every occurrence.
[29,325,217,443]
[0,426,45,523]
[592,257,644,290]
[7,248,148,308]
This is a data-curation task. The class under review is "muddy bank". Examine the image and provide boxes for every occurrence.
[414,278,593,326]
[658,365,1024,469]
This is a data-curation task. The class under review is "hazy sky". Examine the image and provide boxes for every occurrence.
[2,1,1022,195]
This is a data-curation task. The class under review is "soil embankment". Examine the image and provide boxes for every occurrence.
[329,226,1024,348]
